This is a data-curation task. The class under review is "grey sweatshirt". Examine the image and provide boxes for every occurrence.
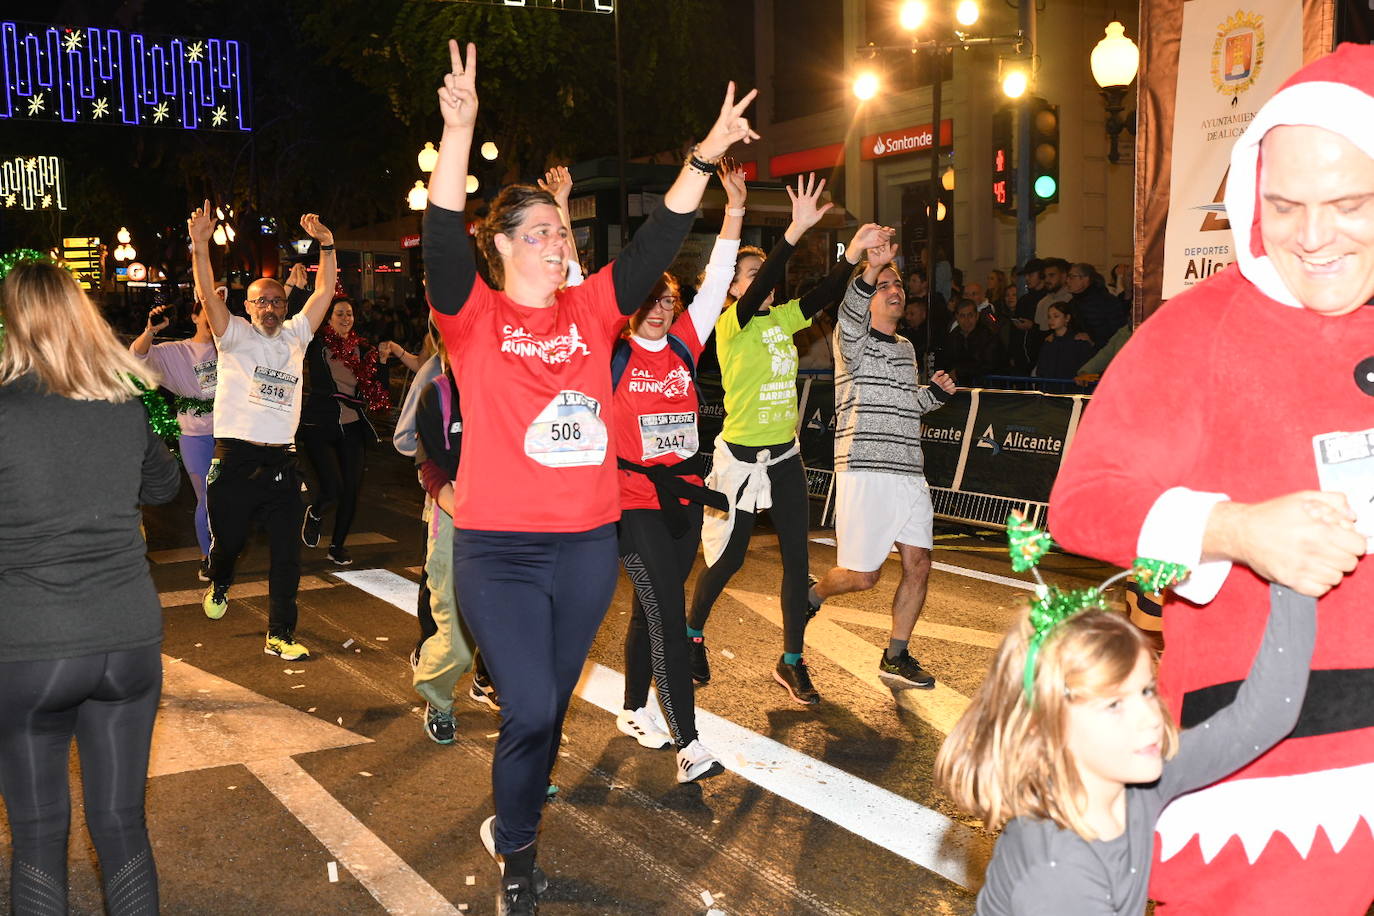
[832,276,950,476]
[974,584,1316,915]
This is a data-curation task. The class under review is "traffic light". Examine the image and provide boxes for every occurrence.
[991,106,1014,214]
[1030,98,1060,214]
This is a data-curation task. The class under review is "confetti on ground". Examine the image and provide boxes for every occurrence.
[169,657,183,664]
[337,717,343,725]
[359,771,373,777]
[486,732,499,738]
[227,786,237,790]
[194,643,202,647]
[202,713,213,719]
[197,688,210,694]
[707,909,726,916]
[308,707,316,713]
[559,751,570,758]
[458,905,468,912]
[720,649,736,659]
[342,638,355,648]
[291,684,306,689]
[465,876,475,886]
[701,890,715,906]
[735,753,748,768]
[375,636,389,641]
[355,648,361,653]
[327,861,339,883]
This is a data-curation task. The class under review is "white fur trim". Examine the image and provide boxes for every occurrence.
[1229,82,1374,308]
[1157,761,1374,864]
[1137,487,1232,605]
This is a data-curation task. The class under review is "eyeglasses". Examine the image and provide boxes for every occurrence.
[250,296,288,307]
[650,295,679,310]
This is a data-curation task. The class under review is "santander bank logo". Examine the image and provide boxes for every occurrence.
[862,121,951,161]
[872,136,887,156]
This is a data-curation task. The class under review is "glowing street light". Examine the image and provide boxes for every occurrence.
[466,174,480,194]
[480,141,499,161]
[417,142,439,173]
[955,0,979,26]
[1091,20,1140,89]
[407,180,429,211]
[853,71,880,101]
[899,0,927,30]
[116,226,131,244]
[1001,69,1029,99]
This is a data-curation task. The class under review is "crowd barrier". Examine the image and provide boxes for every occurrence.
[695,370,1089,531]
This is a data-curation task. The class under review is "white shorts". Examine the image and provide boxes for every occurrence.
[834,471,934,572]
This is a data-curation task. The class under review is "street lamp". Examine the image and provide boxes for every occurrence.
[1000,67,1029,99]
[954,0,979,27]
[407,180,429,211]
[899,0,927,30]
[418,142,439,173]
[480,141,499,161]
[852,70,880,101]
[1091,20,1140,164]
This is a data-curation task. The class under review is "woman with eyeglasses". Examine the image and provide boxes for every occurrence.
[685,173,854,706]
[1,258,180,916]
[130,298,218,580]
[298,297,394,566]
[423,41,759,914]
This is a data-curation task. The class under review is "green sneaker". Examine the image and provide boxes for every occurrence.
[202,585,228,620]
[264,634,311,661]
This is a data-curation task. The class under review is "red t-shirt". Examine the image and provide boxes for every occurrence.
[613,316,706,511]
[432,267,627,532]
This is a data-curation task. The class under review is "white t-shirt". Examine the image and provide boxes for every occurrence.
[212,313,315,444]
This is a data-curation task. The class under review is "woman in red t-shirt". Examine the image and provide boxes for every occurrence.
[422,40,760,913]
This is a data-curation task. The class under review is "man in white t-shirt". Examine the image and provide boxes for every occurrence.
[189,200,338,660]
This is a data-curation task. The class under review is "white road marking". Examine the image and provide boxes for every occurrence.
[823,605,1003,650]
[148,532,395,565]
[810,537,1038,592]
[338,568,990,891]
[724,588,972,735]
[159,575,334,608]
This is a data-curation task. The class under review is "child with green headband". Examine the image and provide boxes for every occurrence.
[936,577,1316,914]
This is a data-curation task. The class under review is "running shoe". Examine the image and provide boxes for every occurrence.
[496,878,537,916]
[327,545,353,566]
[469,669,499,710]
[878,649,936,689]
[198,556,211,583]
[676,739,725,784]
[409,644,422,670]
[424,704,456,745]
[689,636,710,685]
[202,584,228,620]
[616,707,672,750]
[806,573,823,621]
[479,816,549,896]
[774,655,820,704]
[264,634,311,661]
[301,505,322,548]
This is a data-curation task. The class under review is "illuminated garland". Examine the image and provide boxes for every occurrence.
[1006,512,1191,702]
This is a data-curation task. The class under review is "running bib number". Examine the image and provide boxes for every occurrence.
[639,411,698,461]
[249,366,299,411]
[194,358,218,395]
[524,390,608,468]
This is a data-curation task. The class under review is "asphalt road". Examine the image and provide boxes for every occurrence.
[0,442,1117,916]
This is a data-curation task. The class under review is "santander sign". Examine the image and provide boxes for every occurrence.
[861,120,954,161]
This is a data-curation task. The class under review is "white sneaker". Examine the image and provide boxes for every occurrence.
[615,707,672,749]
[676,739,725,784]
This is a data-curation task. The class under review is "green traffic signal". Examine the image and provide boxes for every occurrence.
[1034,174,1058,199]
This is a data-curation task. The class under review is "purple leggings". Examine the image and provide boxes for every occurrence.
[179,434,214,556]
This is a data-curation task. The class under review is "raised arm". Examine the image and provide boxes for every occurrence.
[130,304,171,357]
[188,200,229,337]
[681,163,747,342]
[298,214,338,333]
[792,221,887,322]
[611,81,760,314]
[732,172,835,328]
[424,40,481,316]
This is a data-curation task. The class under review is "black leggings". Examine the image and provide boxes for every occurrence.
[687,444,810,655]
[0,644,162,916]
[299,420,368,548]
[619,505,702,748]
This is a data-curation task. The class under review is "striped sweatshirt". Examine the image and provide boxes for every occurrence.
[832,276,951,477]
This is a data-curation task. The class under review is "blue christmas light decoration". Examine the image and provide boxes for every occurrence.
[0,20,250,132]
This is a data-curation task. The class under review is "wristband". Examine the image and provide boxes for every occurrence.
[319,244,335,251]
[685,153,715,176]
[726,207,746,217]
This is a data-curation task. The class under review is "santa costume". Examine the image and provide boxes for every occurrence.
[1049,43,1374,915]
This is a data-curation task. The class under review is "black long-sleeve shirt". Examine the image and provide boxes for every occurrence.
[0,374,179,662]
[732,236,856,329]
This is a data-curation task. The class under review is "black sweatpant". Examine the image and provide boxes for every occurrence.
[0,644,162,916]
[206,439,303,639]
[620,505,702,748]
[687,443,810,655]
[298,420,368,548]
[451,524,618,855]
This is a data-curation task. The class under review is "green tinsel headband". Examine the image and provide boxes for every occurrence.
[1006,512,1189,703]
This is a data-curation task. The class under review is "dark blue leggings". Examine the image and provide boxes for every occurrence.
[451,523,618,854]
[0,644,162,915]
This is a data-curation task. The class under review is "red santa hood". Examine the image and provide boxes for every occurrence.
[1224,42,1374,308]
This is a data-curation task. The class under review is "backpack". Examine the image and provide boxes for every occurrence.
[610,335,698,400]
[428,371,461,452]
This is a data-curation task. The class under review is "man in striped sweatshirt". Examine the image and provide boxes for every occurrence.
[808,231,956,688]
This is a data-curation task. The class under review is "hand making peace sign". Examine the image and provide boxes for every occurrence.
[438,40,478,132]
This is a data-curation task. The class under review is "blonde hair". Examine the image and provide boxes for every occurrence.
[934,608,1179,840]
[0,261,157,401]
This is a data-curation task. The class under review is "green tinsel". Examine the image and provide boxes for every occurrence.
[131,377,183,440]
[1022,586,1108,700]
[0,248,49,281]
[1006,511,1054,572]
[1132,557,1190,594]
[173,395,215,417]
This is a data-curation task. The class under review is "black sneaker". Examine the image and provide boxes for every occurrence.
[480,816,549,899]
[424,704,456,745]
[497,877,538,916]
[806,574,823,621]
[878,650,936,689]
[327,545,353,566]
[301,506,322,548]
[774,655,820,704]
[198,556,211,582]
[469,669,499,710]
[689,636,710,685]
